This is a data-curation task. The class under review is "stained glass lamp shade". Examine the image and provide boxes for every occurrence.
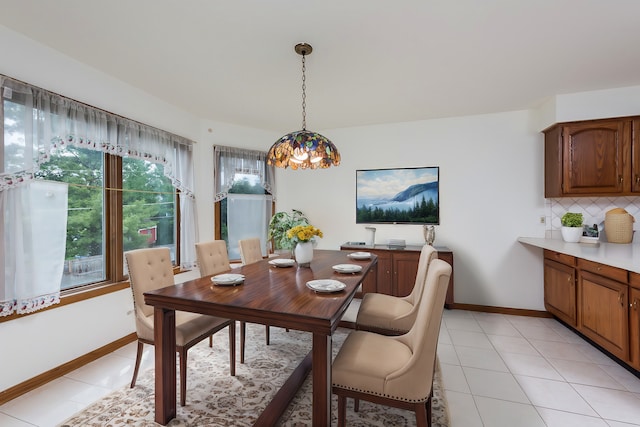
[267,43,340,170]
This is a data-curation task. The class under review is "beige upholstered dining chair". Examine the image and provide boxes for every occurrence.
[237,237,276,360]
[195,240,248,362]
[332,258,452,427]
[195,240,231,276]
[238,237,263,265]
[356,244,438,335]
[125,247,236,407]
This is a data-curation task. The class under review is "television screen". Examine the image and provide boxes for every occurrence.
[356,166,439,224]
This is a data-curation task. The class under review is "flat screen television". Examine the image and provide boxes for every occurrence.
[356,166,439,224]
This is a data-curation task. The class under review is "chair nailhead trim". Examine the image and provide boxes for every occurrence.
[332,384,429,403]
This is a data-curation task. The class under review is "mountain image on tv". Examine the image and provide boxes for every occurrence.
[356,167,439,224]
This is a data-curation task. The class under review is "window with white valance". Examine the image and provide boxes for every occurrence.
[214,146,275,259]
[1,75,197,317]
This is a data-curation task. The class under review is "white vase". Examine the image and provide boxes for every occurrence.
[294,241,314,267]
[561,226,583,243]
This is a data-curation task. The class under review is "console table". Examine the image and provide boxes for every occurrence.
[340,243,454,307]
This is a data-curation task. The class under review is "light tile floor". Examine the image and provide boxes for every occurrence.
[439,310,640,427]
[1,308,640,426]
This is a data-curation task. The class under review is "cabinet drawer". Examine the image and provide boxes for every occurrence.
[544,249,575,266]
[578,259,628,283]
[629,271,640,290]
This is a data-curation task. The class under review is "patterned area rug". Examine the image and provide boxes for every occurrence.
[60,324,449,426]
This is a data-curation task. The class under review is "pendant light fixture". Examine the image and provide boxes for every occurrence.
[267,43,340,170]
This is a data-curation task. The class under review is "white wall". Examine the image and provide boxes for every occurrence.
[275,110,548,309]
[536,85,640,130]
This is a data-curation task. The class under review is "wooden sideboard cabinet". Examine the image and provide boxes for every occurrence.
[544,117,640,197]
[340,243,454,307]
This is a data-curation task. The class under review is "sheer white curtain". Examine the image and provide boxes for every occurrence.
[0,74,197,315]
[116,119,198,268]
[1,181,68,316]
[213,146,275,258]
[214,146,275,202]
[169,141,198,269]
[227,194,273,259]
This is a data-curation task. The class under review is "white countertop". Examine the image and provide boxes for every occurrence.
[518,237,640,274]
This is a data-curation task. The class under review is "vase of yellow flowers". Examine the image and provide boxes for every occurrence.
[287,224,323,267]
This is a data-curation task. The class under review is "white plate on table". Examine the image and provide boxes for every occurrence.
[211,273,245,286]
[268,258,296,268]
[347,252,372,260]
[332,264,363,274]
[306,279,346,293]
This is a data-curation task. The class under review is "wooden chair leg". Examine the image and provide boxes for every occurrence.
[426,396,432,427]
[228,321,236,376]
[265,324,270,345]
[209,335,213,347]
[415,401,429,427]
[179,348,187,406]
[240,321,246,364]
[130,341,144,388]
[337,394,347,427]
[354,398,359,412]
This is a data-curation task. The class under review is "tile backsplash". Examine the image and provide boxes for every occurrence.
[546,197,640,242]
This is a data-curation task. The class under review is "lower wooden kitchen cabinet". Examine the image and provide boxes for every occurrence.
[578,265,629,361]
[628,273,640,370]
[543,251,577,326]
[543,249,638,373]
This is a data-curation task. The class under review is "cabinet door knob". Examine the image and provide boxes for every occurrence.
[619,175,623,184]
[619,293,625,307]
[636,175,640,185]
[632,299,639,310]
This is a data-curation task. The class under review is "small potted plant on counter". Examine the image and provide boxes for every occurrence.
[561,212,584,243]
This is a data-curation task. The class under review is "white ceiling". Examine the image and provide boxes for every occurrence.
[2,0,640,132]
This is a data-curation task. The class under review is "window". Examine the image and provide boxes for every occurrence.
[1,74,196,316]
[122,158,177,265]
[221,173,272,259]
[214,147,275,260]
[36,146,106,288]
[29,150,179,289]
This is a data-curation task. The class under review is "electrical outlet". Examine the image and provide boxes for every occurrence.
[539,216,546,224]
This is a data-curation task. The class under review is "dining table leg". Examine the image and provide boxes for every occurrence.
[312,332,332,426]
[154,307,177,425]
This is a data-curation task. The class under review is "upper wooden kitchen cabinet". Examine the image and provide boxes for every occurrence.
[544,117,638,197]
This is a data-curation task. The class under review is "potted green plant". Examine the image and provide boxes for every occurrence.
[560,212,584,242]
[268,209,309,253]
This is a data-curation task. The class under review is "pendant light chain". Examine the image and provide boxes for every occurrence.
[301,53,307,131]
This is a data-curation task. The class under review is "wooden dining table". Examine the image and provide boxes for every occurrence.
[143,249,377,426]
